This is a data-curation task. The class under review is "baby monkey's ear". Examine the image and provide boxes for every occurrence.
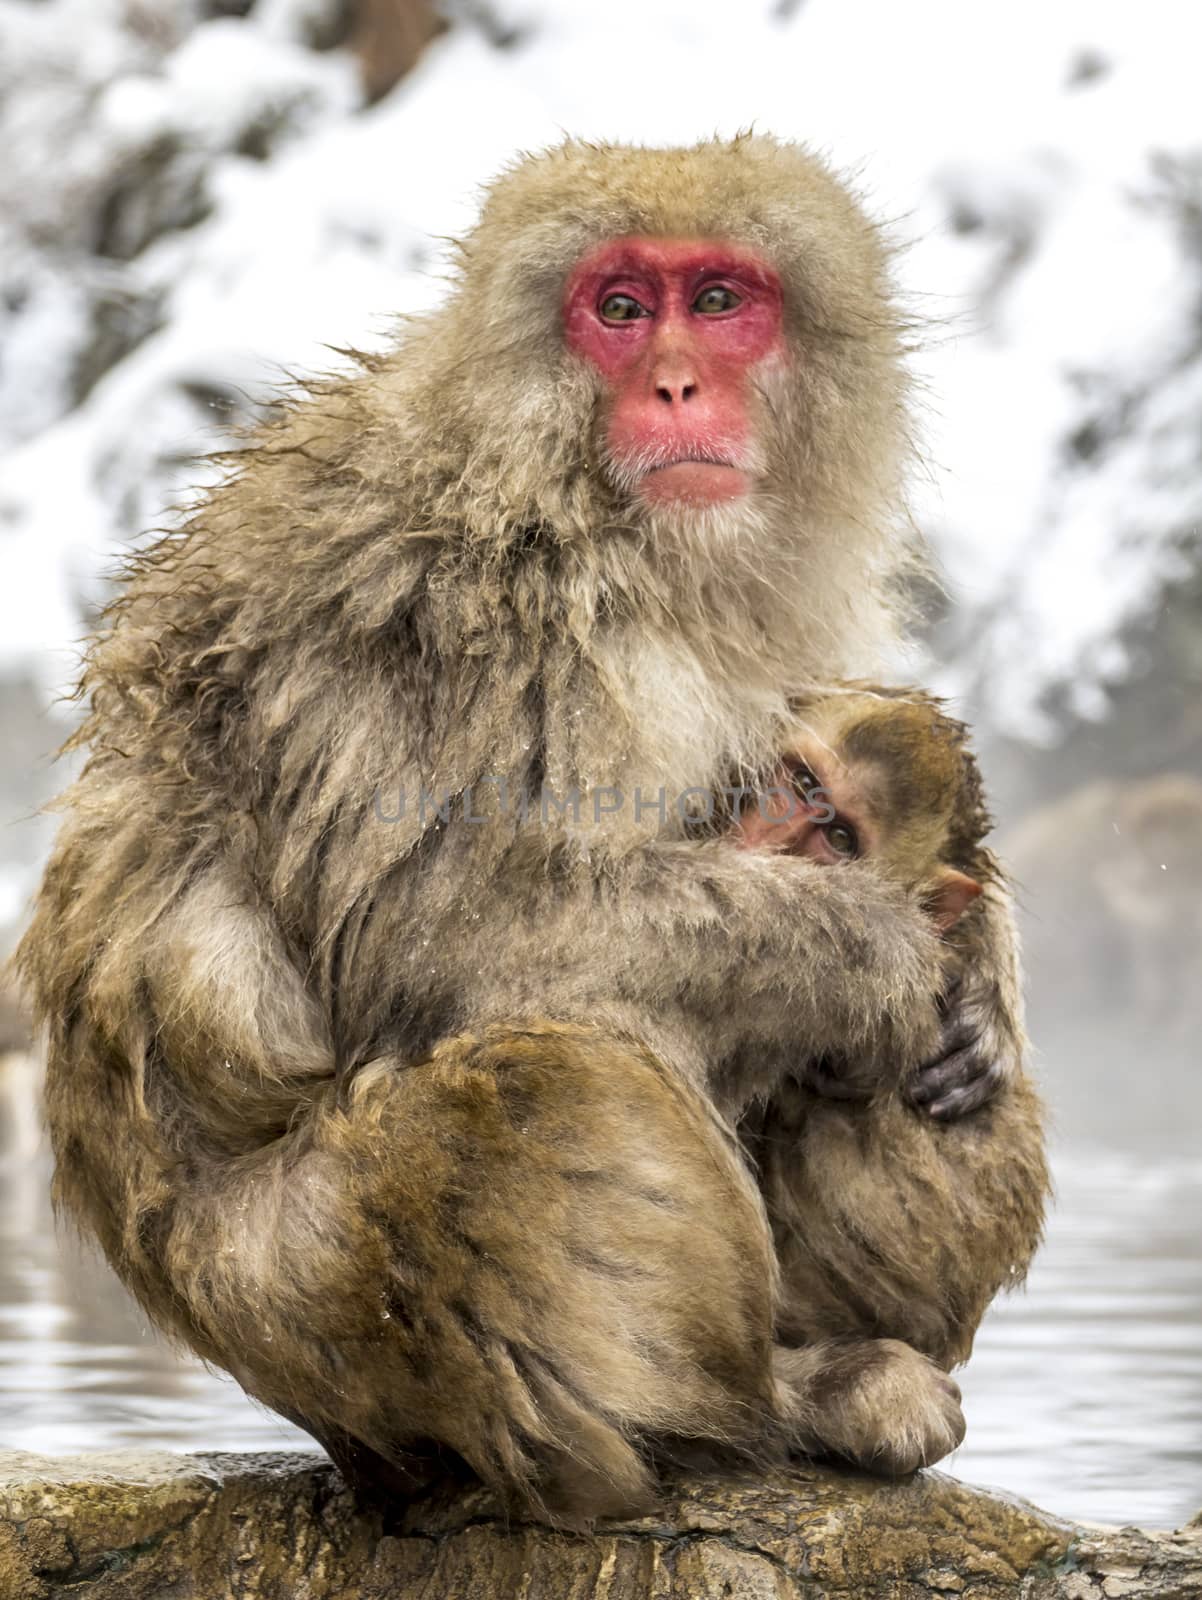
[927,868,984,933]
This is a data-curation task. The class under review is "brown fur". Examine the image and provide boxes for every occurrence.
[19,137,1034,1520]
[746,687,1048,1369]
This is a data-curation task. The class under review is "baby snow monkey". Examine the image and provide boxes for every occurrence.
[735,684,986,937]
[738,686,1047,1373]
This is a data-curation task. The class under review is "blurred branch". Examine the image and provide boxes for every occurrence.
[338,1,527,103]
[345,1,447,103]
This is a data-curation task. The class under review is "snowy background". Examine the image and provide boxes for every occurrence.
[4,0,1202,931]
[5,0,1202,1124]
[1,0,1201,1525]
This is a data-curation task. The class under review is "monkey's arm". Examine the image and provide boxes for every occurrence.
[449,835,950,1102]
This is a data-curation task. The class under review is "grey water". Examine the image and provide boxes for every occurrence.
[0,1053,1198,1531]
[955,1145,1202,1528]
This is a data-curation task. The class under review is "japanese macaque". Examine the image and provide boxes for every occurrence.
[18,137,1044,1523]
[741,688,1048,1369]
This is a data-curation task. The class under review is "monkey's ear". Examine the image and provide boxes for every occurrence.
[927,868,983,933]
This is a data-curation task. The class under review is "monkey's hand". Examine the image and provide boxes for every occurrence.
[905,974,1004,1119]
[797,1023,1002,1112]
[906,888,1026,1121]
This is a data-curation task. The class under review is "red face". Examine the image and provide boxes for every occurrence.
[563,236,785,509]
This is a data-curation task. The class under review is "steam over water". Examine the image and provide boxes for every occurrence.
[1,1061,1199,1528]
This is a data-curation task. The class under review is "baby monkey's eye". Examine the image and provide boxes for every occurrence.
[823,821,859,859]
[692,285,742,315]
[788,763,820,799]
[599,293,648,322]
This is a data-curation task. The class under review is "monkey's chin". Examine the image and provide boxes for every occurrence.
[639,462,752,507]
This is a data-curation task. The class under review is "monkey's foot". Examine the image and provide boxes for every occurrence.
[775,1337,965,1476]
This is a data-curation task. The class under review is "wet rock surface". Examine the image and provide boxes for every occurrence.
[1,1450,1200,1598]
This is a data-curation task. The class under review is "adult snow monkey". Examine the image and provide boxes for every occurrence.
[19,137,1045,1524]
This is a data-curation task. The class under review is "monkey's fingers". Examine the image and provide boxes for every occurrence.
[908,1006,985,1108]
[910,1044,1005,1121]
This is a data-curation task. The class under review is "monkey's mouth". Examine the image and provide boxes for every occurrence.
[648,454,736,470]
[642,457,750,506]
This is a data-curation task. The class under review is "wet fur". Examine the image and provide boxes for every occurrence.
[19,137,1041,1521]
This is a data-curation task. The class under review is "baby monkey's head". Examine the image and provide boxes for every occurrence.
[737,686,992,933]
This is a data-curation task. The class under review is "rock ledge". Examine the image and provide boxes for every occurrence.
[1,1450,1199,1598]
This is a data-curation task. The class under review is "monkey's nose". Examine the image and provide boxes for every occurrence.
[654,372,698,404]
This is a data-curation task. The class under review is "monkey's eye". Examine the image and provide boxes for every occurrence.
[692,285,742,315]
[788,763,819,800]
[599,293,649,322]
[823,821,859,859]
